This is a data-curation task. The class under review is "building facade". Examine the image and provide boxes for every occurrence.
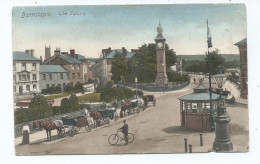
[154,23,168,85]
[44,48,84,86]
[13,51,41,99]
[235,38,247,99]
[97,47,136,83]
[39,65,70,91]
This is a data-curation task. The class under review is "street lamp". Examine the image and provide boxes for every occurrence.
[135,77,138,99]
[213,66,233,152]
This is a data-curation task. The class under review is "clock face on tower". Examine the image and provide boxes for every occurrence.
[157,42,163,48]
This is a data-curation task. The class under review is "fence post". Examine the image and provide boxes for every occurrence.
[184,138,188,153]
[200,133,203,146]
[189,144,192,153]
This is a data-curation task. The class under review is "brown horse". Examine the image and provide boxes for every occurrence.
[120,102,132,117]
[90,112,102,128]
[142,96,149,109]
[33,120,63,141]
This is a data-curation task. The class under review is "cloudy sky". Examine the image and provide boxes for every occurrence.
[12,4,246,59]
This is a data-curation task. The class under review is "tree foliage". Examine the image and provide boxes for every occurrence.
[60,98,71,114]
[69,94,80,112]
[14,110,27,125]
[111,53,129,82]
[28,94,52,120]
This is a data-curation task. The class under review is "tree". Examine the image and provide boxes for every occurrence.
[111,53,129,82]
[205,49,226,74]
[28,94,52,120]
[133,43,177,83]
[60,98,71,114]
[14,110,27,125]
[69,94,80,112]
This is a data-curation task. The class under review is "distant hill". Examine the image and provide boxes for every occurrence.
[178,54,240,62]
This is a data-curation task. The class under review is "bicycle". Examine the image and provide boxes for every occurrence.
[108,129,134,145]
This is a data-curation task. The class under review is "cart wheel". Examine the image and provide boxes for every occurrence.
[114,114,118,122]
[69,126,76,137]
[104,118,110,124]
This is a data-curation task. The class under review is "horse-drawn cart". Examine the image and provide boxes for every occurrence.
[61,115,93,136]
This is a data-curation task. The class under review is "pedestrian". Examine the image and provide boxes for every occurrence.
[193,78,196,84]
[120,120,129,145]
[22,122,30,144]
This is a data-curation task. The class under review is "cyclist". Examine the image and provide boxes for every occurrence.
[119,120,128,145]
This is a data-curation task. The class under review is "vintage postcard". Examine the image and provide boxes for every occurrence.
[13,4,248,155]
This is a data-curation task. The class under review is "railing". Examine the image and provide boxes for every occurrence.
[115,81,190,92]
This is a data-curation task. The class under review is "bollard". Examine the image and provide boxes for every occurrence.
[200,133,203,146]
[184,138,188,153]
[189,144,192,153]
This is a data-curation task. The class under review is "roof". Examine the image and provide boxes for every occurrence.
[40,65,68,73]
[13,51,41,61]
[104,49,136,59]
[194,83,208,90]
[76,54,87,60]
[59,55,82,64]
[86,58,102,62]
[234,38,247,46]
[178,92,223,101]
[154,35,166,41]
[90,65,99,70]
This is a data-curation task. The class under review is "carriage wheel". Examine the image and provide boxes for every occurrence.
[127,133,134,143]
[75,126,81,132]
[104,117,110,124]
[69,126,76,137]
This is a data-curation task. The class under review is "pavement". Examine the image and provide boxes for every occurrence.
[15,76,248,155]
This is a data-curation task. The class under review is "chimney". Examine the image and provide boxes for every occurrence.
[70,49,75,55]
[108,47,111,53]
[40,56,42,64]
[122,47,127,57]
[61,52,69,56]
[54,48,61,56]
[29,49,35,56]
[25,49,29,55]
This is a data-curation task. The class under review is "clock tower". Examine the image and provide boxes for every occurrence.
[155,23,168,85]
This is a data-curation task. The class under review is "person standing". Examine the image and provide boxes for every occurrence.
[120,120,129,145]
[22,123,30,144]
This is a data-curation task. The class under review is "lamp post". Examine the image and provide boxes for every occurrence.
[135,77,138,99]
[213,66,233,152]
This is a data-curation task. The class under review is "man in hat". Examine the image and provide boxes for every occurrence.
[120,120,129,145]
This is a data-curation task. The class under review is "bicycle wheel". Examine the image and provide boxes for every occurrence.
[108,134,119,145]
[127,133,134,143]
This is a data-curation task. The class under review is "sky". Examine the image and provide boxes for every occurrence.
[12,4,247,59]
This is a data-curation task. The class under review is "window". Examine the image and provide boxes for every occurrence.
[19,75,21,81]
[63,83,66,88]
[52,84,55,87]
[78,64,80,70]
[78,73,80,79]
[22,62,26,70]
[46,84,49,88]
[26,85,30,91]
[13,75,16,82]
[13,86,16,93]
[33,62,36,69]
[43,74,46,80]
[33,74,37,81]
[22,74,26,81]
[60,73,63,79]
[13,63,16,70]
[58,84,61,88]
[49,74,52,80]
[71,82,73,86]
[27,73,30,81]
[33,84,37,90]
[72,73,75,79]
[72,64,75,70]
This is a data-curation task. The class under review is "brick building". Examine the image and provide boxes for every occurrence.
[235,38,247,99]
[43,48,84,86]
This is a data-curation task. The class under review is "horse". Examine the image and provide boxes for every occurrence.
[33,120,63,141]
[90,112,102,128]
[120,102,132,117]
[142,96,149,110]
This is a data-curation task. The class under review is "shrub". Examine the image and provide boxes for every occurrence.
[29,94,52,120]
[14,110,27,125]
[69,94,80,112]
[52,106,61,115]
[60,98,71,114]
